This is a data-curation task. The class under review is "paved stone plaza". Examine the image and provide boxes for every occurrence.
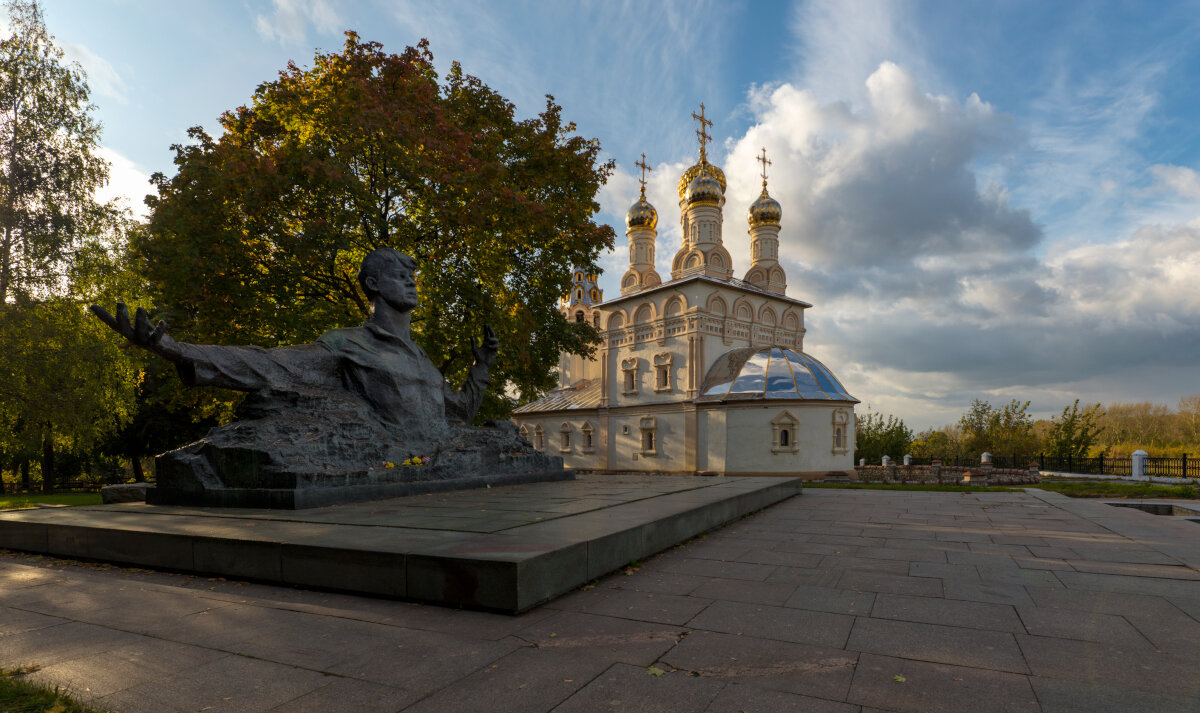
[2,485,1199,713]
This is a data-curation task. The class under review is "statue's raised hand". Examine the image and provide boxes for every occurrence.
[470,324,499,367]
[90,302,181,360]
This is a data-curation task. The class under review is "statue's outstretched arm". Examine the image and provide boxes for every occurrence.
[91,302,183,361]
[92,301,330,393]
[445,324,498,424]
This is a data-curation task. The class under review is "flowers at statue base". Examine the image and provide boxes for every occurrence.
[381,455,430,468]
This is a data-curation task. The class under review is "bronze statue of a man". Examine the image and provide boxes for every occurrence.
[94,248,556,508]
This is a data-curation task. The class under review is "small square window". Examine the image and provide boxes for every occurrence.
[771,411,799,454]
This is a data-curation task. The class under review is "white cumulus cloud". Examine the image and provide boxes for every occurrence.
[97,147,154,219]
[255,0,343,44]
[59,40,128,104]
[1149,164,1200,199]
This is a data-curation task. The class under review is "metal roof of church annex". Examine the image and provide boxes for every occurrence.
[598,273,813,310]
[512,378,602,415]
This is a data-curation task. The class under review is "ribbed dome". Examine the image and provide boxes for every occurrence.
[697,346,857,402]
[677,161,726,199]
[626,196,658,230]
[686,172,723,205]
[748,190,782,227]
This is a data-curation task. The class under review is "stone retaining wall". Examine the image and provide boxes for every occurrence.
[854,463,1041,486]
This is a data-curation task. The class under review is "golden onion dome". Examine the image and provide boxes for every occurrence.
[626,195,658,230]
[686,172,723,205]
[677,161,726,199]
[748,189,782,227]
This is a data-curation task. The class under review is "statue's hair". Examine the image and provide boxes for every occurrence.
[358,248,417,299]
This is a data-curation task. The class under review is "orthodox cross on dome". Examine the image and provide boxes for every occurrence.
[635,152,652,198]
[691,103,713,162]
[757,147,772,192]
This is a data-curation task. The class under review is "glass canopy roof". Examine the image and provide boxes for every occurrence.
[697,347,857,402]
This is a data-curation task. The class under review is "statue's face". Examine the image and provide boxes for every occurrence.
[368,258,418,313]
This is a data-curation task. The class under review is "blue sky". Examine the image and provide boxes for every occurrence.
[23,0,1200,429]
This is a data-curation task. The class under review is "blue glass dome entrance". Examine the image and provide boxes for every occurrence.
[697,347,856,402]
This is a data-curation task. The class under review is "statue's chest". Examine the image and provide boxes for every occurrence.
[344,344,446,411]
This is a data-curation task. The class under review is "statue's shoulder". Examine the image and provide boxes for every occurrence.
[315,326,370,351]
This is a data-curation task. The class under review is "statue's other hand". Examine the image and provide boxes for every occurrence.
[91,302,172,354]
[471,324,499,366]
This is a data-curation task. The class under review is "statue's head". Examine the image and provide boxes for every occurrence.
[358,247,419,313]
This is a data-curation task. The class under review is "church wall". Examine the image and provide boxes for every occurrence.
[557,351,599,387]
[605,411,687,472]
[717,403,855,475]
[601,280,809,406]
[697,409,726,473]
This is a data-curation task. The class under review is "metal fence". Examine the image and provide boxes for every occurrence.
[896,453,1192,478]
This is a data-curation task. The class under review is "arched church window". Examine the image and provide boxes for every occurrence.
[591,288,599,301]
[576,288,583,300]
[639,416,657,457]
[653,352,673,392]
[559,422,572,453]
[581,421,595,453]
[575,310,584,323]
[593,314,600,328]
[621,357,638,395]
[533,425,544,450]
[780,429,790,447]
[832,410,850,454]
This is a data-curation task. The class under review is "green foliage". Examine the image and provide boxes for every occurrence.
[957,398,1036,458]
[0,297,137,489]
[0,0,113,304]
[909,428,958,461]
[854,411,913,464]
[1093,396,1200,457]
[141,34,615,421]
[887,393,1200,465]
[1045,399,1103,459]
[0,1,151,489]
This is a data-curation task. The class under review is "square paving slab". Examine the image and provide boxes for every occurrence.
[0,474,800,612]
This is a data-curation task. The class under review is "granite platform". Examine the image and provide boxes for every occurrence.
[0,474,801,613]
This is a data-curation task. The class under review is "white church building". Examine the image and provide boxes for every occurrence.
[513,107,857,479]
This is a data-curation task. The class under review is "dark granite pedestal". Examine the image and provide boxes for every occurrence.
[0,474,801,613]
[146,466,576,509]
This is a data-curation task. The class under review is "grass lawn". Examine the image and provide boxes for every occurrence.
[809,480,1198,499]
[0,493,102,511]
[0,667,108,712]
[805,483,1022,493]
[1030,481,1199,499]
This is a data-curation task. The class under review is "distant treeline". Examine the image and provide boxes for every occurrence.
[855,395,1200,464]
